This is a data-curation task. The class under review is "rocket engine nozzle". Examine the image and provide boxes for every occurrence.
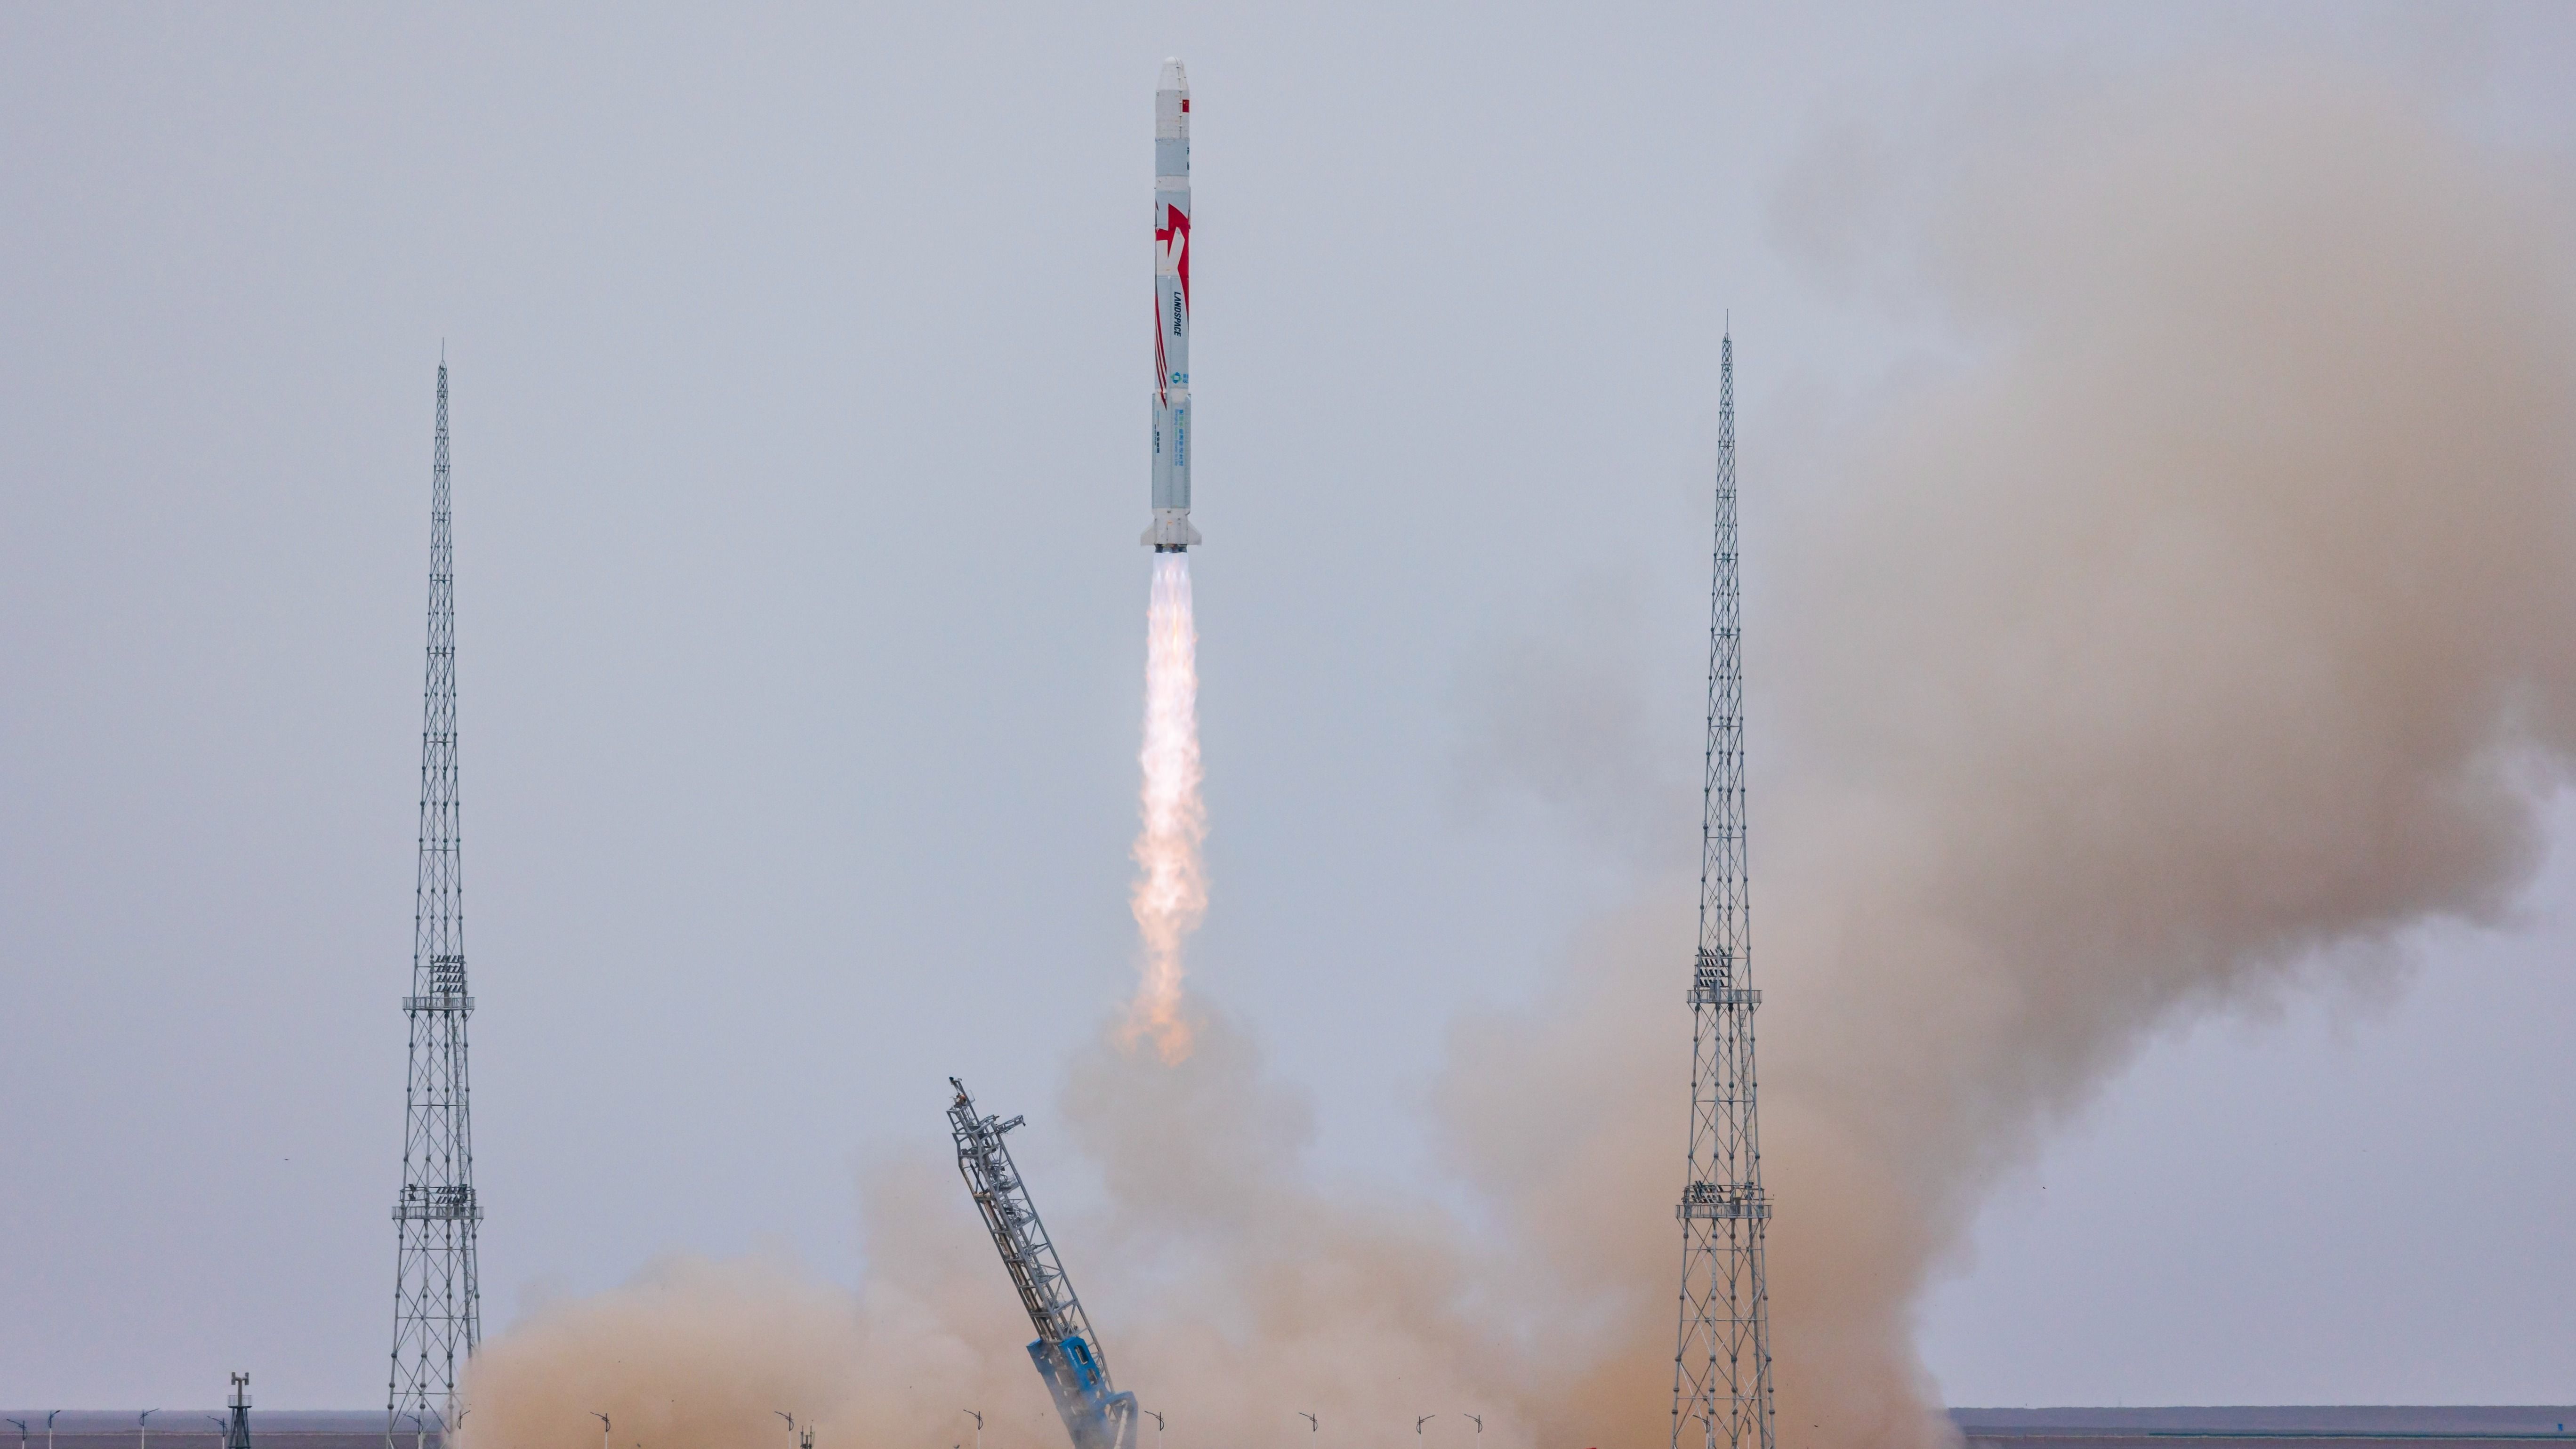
[1142,511,1202,551]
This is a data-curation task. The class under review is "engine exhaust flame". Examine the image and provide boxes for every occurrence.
[1126,552,1204,1062]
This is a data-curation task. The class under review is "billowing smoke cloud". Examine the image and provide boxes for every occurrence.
[1464,65,2576,1448]
[462,66,2576,1449]
[1749,66,2576,1446]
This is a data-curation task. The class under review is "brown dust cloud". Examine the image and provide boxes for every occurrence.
[461,70,2576,1449]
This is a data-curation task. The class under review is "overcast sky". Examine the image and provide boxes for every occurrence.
[4,0,2574,1413]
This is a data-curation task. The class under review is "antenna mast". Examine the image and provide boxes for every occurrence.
[1671,333,1774,1449]
[389,360,483,1441]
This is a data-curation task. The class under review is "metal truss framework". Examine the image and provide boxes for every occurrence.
[948,1079,1139,1449]
[389,361,482,1441]
[1672,334,1775,1449]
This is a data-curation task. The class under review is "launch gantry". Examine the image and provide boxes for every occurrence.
[947,1078,1141,1449]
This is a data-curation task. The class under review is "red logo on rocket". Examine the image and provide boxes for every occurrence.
[1156,205,1191,315]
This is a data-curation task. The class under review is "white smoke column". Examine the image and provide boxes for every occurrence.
[1127,552,1205,1062]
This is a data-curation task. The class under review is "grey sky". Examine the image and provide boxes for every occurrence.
[4,0,2573,1413]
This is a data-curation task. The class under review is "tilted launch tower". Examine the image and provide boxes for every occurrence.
[388,360,483,1439]
[1671,334,1774,1449]
[948,1078,1140,1449]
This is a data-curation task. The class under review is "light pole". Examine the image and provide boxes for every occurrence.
[140,1407,161,1449]
[1144,1412,1165,1449]
[962,1412,982,1449]
[774,1416,795,1440]
[47,1412,60,1449]
[1464,1419,1481,1439]
[1297,1417,1315,1439]
[1416,1418,1435,1440]
[592,1413,610,1449]
[9,1416,29,1449]
[204,1417,223,1449]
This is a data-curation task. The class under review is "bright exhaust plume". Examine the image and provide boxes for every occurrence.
[1126,552,1205,1063]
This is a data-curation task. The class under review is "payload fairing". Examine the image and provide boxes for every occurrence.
[1144,58,1201,552]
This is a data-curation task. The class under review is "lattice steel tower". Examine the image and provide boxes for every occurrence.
[388,359,482,1440]
[1672,333,1772,1449]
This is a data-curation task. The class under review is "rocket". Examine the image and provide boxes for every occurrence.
[1144,58,1201,551]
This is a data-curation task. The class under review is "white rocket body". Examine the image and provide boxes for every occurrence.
[1145,59,1201,551]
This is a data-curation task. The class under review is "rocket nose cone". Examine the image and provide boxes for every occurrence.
[1159,57,1188,92]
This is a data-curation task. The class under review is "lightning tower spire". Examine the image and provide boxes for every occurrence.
[1672,333,1773,1449]
[388,359,482,1441]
